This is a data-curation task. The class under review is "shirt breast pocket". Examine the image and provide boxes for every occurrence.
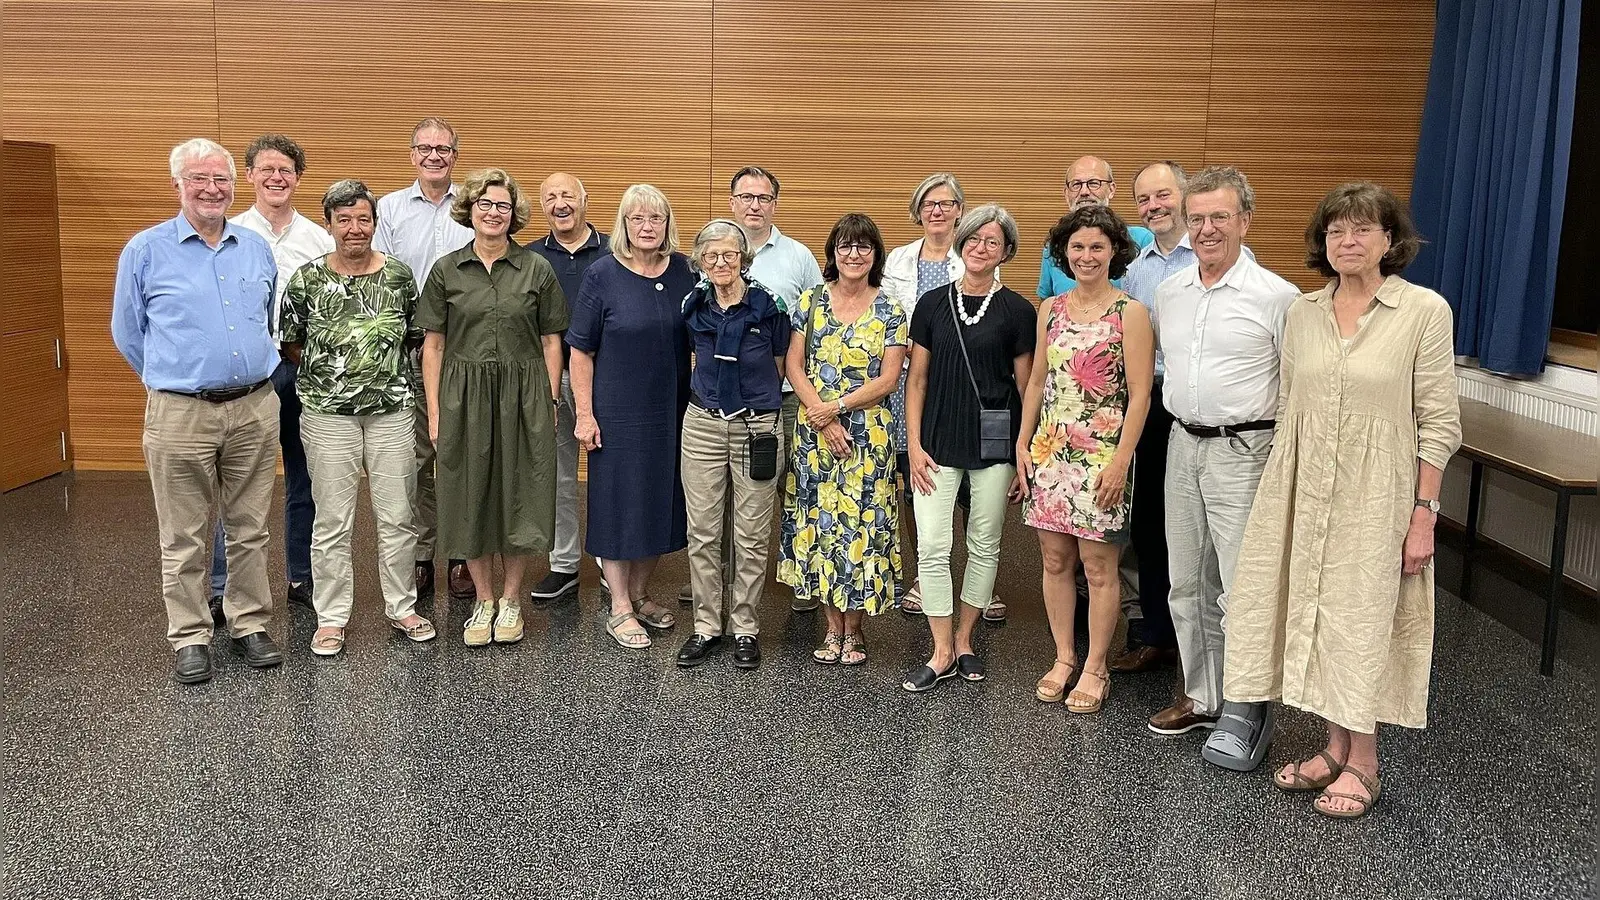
[242,278,273,324]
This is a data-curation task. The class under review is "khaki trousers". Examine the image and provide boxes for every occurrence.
[142,384,280,648]
[680,404,782,637]
[301,409,419,628]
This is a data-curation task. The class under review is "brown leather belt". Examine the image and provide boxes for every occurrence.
[161,379,270,404]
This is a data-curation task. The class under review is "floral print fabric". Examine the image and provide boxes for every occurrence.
[778,286,908,612]
[1022,294,1134,542]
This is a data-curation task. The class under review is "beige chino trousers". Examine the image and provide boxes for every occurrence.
[142,384,280,648]
[680,404,783,638]
[301,408,420,628]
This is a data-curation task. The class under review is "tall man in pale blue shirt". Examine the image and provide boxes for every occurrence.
[1037,155,1155,298]
[207,134,335,623]
[372,116,474,602]
[715,165,823,611]
[111,138,286,685]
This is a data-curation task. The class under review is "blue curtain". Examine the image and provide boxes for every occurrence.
[1408,0,1581,376]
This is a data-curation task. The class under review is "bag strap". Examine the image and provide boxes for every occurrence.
[947,283,989,411]
[802,285,824,357]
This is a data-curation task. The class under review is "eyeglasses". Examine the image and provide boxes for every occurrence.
[626,213,667,227]
[250,166,297,178]
[965,237,1005,252]
[1186,210,1240,230]
[836,243,874,258]
[1067,178,1112,192]
[181,174,233,188]
[731,192,776,207]
[700,250,742,266]
[474,199,514,214]
[1326,224,1386,241]
[919,199,960,213]
[412,144,456,157]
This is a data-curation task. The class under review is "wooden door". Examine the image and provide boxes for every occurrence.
[1,141,71,491]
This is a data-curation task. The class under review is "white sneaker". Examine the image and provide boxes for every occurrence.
[463,599,494,647]
[493,597,524,644]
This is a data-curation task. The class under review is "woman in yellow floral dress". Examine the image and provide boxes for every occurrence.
[779,214,908,666]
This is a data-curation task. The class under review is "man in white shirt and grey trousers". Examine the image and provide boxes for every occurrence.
[1147,166,1298,773]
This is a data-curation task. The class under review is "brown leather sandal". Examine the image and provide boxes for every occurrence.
[1315,765,1383,819]
[1275,750,1344,793]
[1066,668,1111,715]
[1035,659,1079,703]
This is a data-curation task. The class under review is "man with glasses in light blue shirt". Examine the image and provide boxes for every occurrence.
[112,138,286,684]
[373,116,474,603]
[702,165,823,611]
[1037,155,1155,298]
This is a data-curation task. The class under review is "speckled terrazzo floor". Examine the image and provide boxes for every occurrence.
[2,472,1594,900]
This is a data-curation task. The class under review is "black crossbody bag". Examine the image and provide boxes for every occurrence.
[947,285,1013,462]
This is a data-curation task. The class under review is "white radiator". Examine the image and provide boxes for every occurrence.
[1440,364,1598,589]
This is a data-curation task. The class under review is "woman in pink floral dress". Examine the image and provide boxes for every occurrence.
[1016,205,1154,714]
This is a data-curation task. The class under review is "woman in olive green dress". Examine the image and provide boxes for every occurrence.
[419,168,568,648]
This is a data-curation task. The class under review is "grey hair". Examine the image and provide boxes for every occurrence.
[1133,159,1189,192]
[410,116,458,148]
[1182,165,1256,216]
[953,202,1020,263]
[909,172,965,224]
[321,179,379,223]
[690,219,752,273]
[169,137,235,180]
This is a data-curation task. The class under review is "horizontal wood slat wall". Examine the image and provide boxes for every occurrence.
[2,0,1435,470]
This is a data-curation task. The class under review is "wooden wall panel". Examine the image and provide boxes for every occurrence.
[3,0,220,470]
[213,1,715,230]
[2,1,1435,470]
[1205,0,1435,290]
[710,1,1217,290]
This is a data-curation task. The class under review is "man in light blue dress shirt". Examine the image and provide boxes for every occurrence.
[717,165,824,611]
[111,138,286,684]
[372,116,475,602]
[1037,155,1155,298]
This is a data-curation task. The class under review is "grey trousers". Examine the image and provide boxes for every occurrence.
[1164,424,1273,715]
[551,372,582,574]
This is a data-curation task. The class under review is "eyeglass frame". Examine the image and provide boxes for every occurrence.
[1185,210,1244,230]
[474,198,514,214]
[411,144,457,158]
[730,192,777,207]
[1066,178,1113,193]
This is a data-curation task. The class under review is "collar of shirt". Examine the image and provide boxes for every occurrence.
[1177,250,1256,292]
[1307,275,1405,310]
[457,239,528,270]
[232,205,312,244]
[404,180,457,206]
[1136,231,1192,263]
[541,225,604,253]
[756,224,784,252]
[174,212,241,247]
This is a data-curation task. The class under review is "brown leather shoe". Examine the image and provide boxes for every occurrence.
[1147,696,1219,736]
[414,560,436,601]
[1110,644,1179,674]
[448,562,475,600]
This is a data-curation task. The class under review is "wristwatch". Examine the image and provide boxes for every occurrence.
[1414,498,1440,514]
[836,397,848,415]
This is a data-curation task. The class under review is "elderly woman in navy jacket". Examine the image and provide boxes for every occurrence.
[675,219,793,670]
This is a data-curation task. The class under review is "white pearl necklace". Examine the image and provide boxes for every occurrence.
[953,278,1001,326]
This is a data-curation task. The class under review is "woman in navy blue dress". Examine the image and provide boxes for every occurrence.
[568,184,695,650]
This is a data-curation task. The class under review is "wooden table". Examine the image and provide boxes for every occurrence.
[1455,399,1598,675]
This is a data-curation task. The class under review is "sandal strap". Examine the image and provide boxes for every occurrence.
[1340,765,1382,797]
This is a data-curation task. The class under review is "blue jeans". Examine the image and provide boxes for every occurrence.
[210,360,315,594]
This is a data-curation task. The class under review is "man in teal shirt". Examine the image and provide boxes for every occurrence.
[1036,155,1154,298]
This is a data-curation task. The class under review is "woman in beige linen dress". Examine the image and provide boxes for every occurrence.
[1223,182,1460,820]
